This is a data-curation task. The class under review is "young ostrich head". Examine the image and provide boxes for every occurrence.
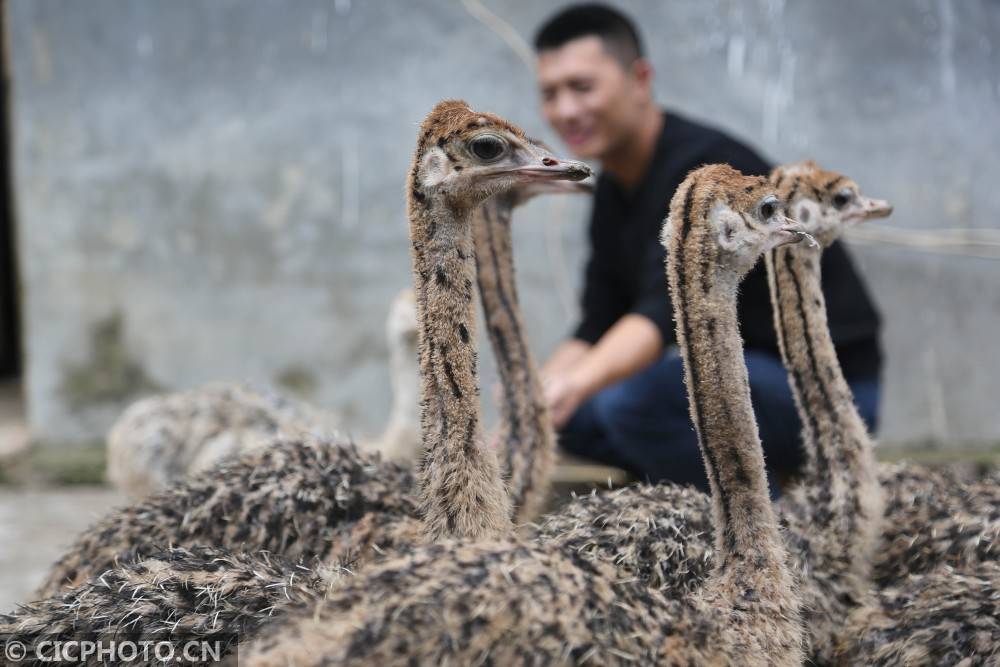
[772,161,893,246]
[408,100,592,540]
[662,164,804,283]
[410,102,591,212]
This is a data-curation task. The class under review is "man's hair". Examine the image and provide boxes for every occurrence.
[533,3,644,67]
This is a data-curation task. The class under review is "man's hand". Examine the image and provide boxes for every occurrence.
[543,372,586,429]
[541,339,591,379]
[540,315,664,430]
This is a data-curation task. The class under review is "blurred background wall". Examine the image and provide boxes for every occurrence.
[5,0,999,452]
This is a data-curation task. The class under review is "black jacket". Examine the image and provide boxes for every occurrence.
[573,110,882,379]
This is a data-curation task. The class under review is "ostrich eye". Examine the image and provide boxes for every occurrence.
[469,135,506,161]
[757,195,782,222]
[832,189,854,209]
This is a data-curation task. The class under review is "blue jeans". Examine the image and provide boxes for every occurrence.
[560,349,880,495]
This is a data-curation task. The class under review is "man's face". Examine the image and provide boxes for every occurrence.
[537,36,647,160]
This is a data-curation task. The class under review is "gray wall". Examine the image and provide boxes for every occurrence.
[8,0,1000,450]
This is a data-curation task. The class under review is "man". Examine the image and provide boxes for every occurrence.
[535,4,882,491]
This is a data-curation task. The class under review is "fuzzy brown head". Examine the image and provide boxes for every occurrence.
[409,101,593,210]
[771,161,893,246]
[661,164,803,280]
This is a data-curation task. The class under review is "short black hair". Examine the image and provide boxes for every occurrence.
[533,3,644,67]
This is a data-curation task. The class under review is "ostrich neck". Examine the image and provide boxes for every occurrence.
[767,243,883,569]
[472,194,554,524]
[667,229,788,597]
[409,196,512,540]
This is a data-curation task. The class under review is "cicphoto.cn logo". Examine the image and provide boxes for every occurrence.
[2,638,227,664]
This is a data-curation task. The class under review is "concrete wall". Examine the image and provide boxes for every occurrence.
[7,0,1000,450]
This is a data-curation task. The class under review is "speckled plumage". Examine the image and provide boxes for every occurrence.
[874,461,1000,584]
[237,538,798,667]
[3,547,335,667]
[531,484,714,596]
[5,487,714,665]
[832,460,1000,665]
[325,482,716,597]
[838,563,1000,666]
[233,161,804,666]
[38,437,417,599]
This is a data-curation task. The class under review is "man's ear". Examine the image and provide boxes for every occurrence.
[631,58,655,92]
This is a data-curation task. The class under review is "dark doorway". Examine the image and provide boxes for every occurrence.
[0,0,20,379]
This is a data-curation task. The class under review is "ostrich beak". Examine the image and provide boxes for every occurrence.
[509,158,593,183]
[855,196,893,221]
[772,217,810,248]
